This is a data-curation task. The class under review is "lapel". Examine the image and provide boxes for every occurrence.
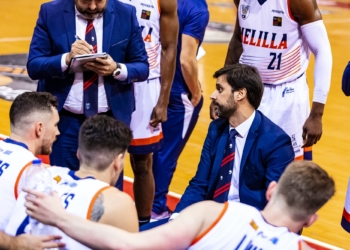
[102,0,115,53]
[208,122,230,190]
[239,111,261,177]
[63,1,76,51]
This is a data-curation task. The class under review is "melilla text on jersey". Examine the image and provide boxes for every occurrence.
[241,27,287,49]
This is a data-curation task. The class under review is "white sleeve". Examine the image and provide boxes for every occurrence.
[61,53,69,72]
[300,20,332,104]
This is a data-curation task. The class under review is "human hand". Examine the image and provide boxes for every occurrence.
[302,115,322,147]
[149,103,168,127]
[84,55,117,76]
[209,100,219,120]
[24,188,65,227]
[65,40,93,65]
[14,234,65,250]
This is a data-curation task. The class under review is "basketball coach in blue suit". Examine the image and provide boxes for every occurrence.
[27,0,149,186]
[171,64,295,219]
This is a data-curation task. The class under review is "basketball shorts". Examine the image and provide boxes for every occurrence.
[128,78,163,155]
[258,74,311,159]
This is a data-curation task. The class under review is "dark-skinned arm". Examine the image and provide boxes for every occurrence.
[291,0,329,147]
[224,0,242,66]
[149,0,178,127]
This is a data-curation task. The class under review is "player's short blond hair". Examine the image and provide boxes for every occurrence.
[276,161,335,221]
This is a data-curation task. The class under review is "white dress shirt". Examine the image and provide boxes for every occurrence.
[61,8,128,114]
[227,111,256,202]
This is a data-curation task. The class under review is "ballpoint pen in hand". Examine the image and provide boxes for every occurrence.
[75,35,94,53]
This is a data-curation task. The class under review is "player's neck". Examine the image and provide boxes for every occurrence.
[75,166,113,185]
[260,205,304,233]
[9,133,36,155]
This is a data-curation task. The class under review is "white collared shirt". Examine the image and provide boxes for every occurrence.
[61,8,128,114]
[227,111,256,202]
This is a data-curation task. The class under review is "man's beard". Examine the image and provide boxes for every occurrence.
[40,138,53,155]
[214,99,237,119]
[75,0,107,19]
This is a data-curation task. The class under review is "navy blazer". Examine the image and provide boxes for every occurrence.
[175,111,294,212]
[27,0,149,126]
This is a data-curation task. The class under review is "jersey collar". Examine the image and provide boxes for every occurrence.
[68,170,95,180]
[3,138,28,150]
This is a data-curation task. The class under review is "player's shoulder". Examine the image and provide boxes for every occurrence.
[101,186,133,204]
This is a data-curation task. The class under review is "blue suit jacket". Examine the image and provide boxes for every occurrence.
[175,111,294,212]
[27,0,149,125]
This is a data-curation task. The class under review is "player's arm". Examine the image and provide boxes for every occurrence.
[290,0,332,147]
[181,10,209,107]
[181,35,202,107]
[224,0,242,65]
[0,231,64,250]
[149,0,178,127]
[92,188,138,233]
[24,188,221,250]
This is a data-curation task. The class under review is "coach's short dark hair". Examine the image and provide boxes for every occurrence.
[10,92,58,128]
[78,115,133,171]
[213,64,264,109]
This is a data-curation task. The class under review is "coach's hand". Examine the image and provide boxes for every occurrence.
[85,55,117,76]
[210,100,219,120]
[24,188,65,227]
[14,234,65,250]
[65,40,93,66]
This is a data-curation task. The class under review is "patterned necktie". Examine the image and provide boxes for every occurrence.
[213,129,238,202]
[83,19,98,117]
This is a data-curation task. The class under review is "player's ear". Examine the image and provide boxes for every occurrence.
[34,121,44,138]
[114,152,125,172]
[76,149,81,160]
[304,214,318,228]
[266,181,277,201]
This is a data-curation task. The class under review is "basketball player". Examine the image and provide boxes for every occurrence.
[118,0,178,225]
[24,160,334,249]
[152,0,209,220]
[224,0,332,160]
[6,115,137,249]
[0,92,59,231]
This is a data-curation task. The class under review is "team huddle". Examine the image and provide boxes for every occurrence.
[0,0,343,248]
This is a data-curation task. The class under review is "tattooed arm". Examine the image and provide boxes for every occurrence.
[89,188,139,233]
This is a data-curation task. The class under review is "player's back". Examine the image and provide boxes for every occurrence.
[0,139,36,230]
[188,201,301,250]
[6,167,111,250]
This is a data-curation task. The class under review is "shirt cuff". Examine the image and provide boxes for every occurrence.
[61,53,69,72]
[169,212,179,221]
[113,63,128,81]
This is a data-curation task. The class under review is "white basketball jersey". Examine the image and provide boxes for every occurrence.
[6,167,111,250]
[0,139,36,230]
[238,0,310,84]
[120,0,161,79]
[188,202,302,250]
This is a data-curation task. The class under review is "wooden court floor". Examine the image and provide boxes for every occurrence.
[1,0,350,248]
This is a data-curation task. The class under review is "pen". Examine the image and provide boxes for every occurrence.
[75,35,94,53]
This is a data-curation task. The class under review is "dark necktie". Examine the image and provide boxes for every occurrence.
[83,19,98,117]
[213,129,238,202]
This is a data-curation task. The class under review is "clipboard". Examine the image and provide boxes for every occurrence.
[67,52,108,74]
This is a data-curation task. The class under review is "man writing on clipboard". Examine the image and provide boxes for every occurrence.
[27,0,149,189]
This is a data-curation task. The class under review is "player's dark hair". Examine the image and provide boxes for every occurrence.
[213,64,264,109]
[78,115,133,171]
[10,92,58,128]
